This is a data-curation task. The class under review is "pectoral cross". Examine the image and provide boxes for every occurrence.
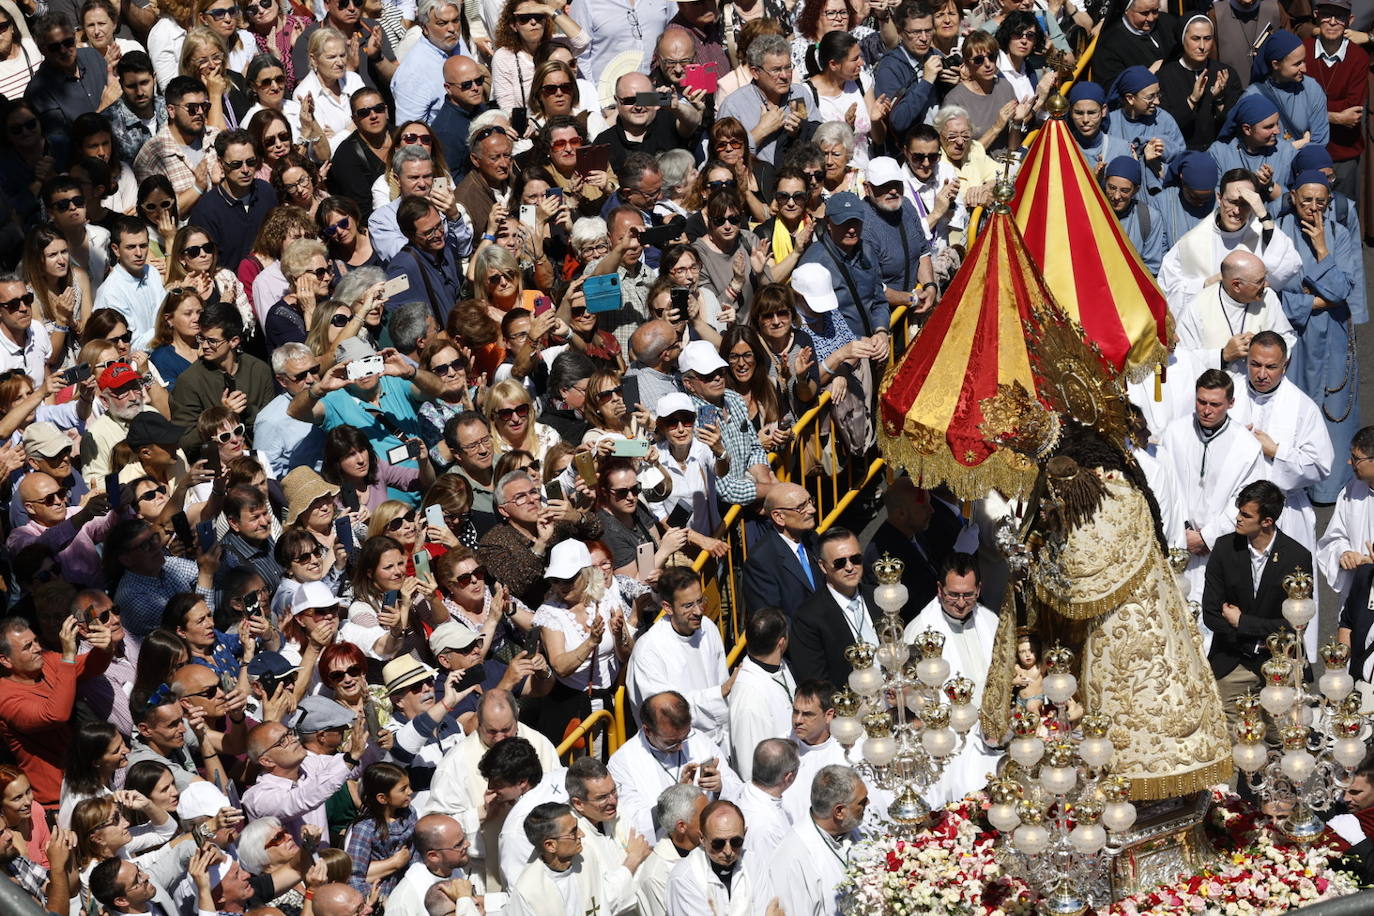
[585,897,602,916]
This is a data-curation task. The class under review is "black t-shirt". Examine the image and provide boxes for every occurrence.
[594,110,682,175]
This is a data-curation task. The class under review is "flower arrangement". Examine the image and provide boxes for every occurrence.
[837,791,1361,916]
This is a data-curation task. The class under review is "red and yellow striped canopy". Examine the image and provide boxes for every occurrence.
[879,206,1123,501]
[1013,111,1169,381]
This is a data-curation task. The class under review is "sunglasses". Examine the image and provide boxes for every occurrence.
[693,368,727,383]
[265,829,292,848]
[223,156,259,171]
[966,54,991,68]
[41,448,73,463]
[327,664,364,682]
[257,74,287,89]
[83,604,117,624]
[706,178,738,191]
[569,304,588,317]
[472,125,509,144]
[802,168,823,183]
[712,213,743,227]
[774,190,807,203]
[595,385,623,404]
[486,270,516,285]
[399,132,433,146]
[214,423,246,443]
[330,312,352,327]
[514,11,546,23]
[429,358,463,376]
[7,117,38,134]
[829,552,863,569]
[453,75,486,90]
[494,402,531,421]
[353,102,387,119]
[143,198,175,211]
[610,484,642,499]
[245,0,275,11]
[709,836,745,852]
[0,292,35,312]
[908,151,939,162]
[550,135,582,153]
[182,241,217,259]
[0,20,12,32]
[323,216,350,238]
[454,566,487,587]
[661,411,695,428]
[291,544,327,565]
[304,267,332,281]
[31,565,60,584]
[1012,27,1038,40]
[50,195,85,212]
[185,682,222,699]
[387,510,418,531]
[336,0,363,7]
[45,35,76,53]
[541,82,573,96]
[180,102,212,115]
[136,485,168,502]
[108,329,134,345]
[204,5,238,17]
[714,138,745,151]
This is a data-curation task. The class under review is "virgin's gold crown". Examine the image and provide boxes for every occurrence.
[873,553,905,585]
[1282,569,1314,600]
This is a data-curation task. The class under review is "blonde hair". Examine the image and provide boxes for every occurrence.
[483,378,539,456]
[367,500,415,541]
[281,238,329,281]
[178,26,227,79]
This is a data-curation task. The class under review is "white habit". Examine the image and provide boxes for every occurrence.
[499,769,571,888]
[386,861,481,916]
[634,838,687,916]
[1158,214,1301,306]
[727,656,798,780]
[607,729,744,840]
[1318,479,1374,601]
[665,848,774,916]
[510,854,623,916]
[737,782,792,861]
[1134,446,1189,550]
[573,813,637,913]
[1174,285,1297,374]
[768,819,861,916]
[903,596,1002,804]
[627,618,731,755]
[1127,348,1218,439]
[782,738,892,835]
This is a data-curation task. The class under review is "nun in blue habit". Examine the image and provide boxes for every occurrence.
[1289,145,1358,234]
[1275,169,1366,501]
[1241,29,1331,149]
[1207,92,1297,216]
[1102,66,1186,193]
[1102,155,1165,273]
[1066,82,1134,172]
[1154,152,1218,251]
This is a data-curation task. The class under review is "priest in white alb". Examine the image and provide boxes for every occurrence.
[769,765,869,916]
[727,608,797,781]
[565,756,645,905]
[1127,346,1217,440]
[1318,426,1374,603]
[666,801,780,916]
[1158,369,1265,638]
[903,553,1001,805]
[1174,251,1297,374]
[608,692,743,841]
[736,738,798,862]
[1158,171,1301,307]
[627,567,733,756]
[509,802,629,916]
[634,785,707,916]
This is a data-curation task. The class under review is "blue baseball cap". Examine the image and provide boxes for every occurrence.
[825,191,865,224]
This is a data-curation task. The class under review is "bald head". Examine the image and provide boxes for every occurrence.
[631,319,678,367]
[1220,251,1268,303]
[415,814,462,851]
[443,56,485,106]
[311,884,364,916]
[644,691,691,731]
[476,689,519,747]
[1221,250,1264,281]
[765,482,816,537]
[172,662,219,694]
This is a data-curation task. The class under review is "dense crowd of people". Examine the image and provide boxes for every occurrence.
[0,0,1367,911]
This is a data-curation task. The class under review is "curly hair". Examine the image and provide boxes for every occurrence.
[270,152,321,203]
[494,0,549,52]
[249,204,316,261]
[796,0,855,41]
[1046,421,1166,555]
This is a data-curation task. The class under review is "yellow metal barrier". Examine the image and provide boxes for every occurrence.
[555,707,617,761]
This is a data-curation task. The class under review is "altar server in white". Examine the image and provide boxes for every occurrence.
[477,737,570,889]
[1127,346,1217,440]
[736,738,798,862]
[566,756,651,907]
[627,567,734,756]
[904,554,1002,805]
[769,765,870,916]
[666,801,781,916]
[727,608,798,780]
[608,691,744,840]
[1174,251,1296,374]
[1317,426,1374,603]
[1158,171,1300,306]
[635,785,707,916]
[781,682,891,833]
[1158,368,1266,622]
[384,815,482,916]
[510,802,631,916]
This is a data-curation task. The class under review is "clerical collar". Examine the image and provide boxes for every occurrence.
[1197,415,1230,442]
[672,841,692,858]
[752,658,782,673]
[1247,379,1280,402]
[710,860,736,892]
[942,609,975,631]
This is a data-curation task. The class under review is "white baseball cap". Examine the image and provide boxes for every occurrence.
[791,263,840,314]
[545,539,592,580]
[865,156,905,188]
[656,392,695,418]
[678,340,728,376]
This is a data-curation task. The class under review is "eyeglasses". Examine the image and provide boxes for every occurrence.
[617,95,647,107]
[485,269,517,285]
[706,178,737,192]
[541,82,573,99]
[453,566,487,587]
[303,266,331,281]
[246,0,275,11]
[713,138,744,152]
[197,334,228,348]
[214,424,245,443]
[256,74,287,89]
[387,510,418,531]
[550,827,583,841]
[908,151,939,163]
[712,213,743,227]
[802,168,823,184]
[353,102,387,120]
[513,11,546,23]
[0,19,13,32]
[41,448,73,464]
[609,484,642,500]
[471,125,509,145]
[265,829,292,848]
[458,434,493,454]
[493,403,531,421]
[1012,27,1038,40]
[336,0,363,7]
[624,184,662,200]
[326,664,364,683]
[204,5,239,18]
[775,497,814,514]
[828,552,863,569]
[182,241,217,259]
[136,485,168,502]
[399,132,433,146]
[901,25,933,36]
[726,350,755,363]
[503,488,540,507]
[223,156,260,172]
[594,385,623,404]
[330,312,352,328]
[429,357,463,376]
[45,35,76,53]
[143,198,175,211]
[291,544,327,565]
[24,487,68,507]
[50,195,85,212]
[180,101,212,115]
[661,411,695,428]
[184,682,222,699]
[82,604,117,624]
[0,292,35,312]
[569,304,588,317]
[774,190,807,203]
[693,368,726,383]
[323,216,350,238]
[93,813,124,832]
[7,117,38,135]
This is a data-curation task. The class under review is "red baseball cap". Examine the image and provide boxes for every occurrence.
[97,362,141,391]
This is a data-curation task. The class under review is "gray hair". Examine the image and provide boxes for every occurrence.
[747,33,790,68]
[656,149,694,193]
[566,756,612,801]
[654,783,705,834]
[813,121,854,155]
[0,617,30,658]
[496,470,533,499]
[271,341,314,375]
[424,882,458,916]
[392,143,433,174]
[523,801,574,850]
[752,738,800,790]
[467,110,510,148]
[334,266,387,309]
[0,272,23,288]
[236,816,283,874]
[417,0,460,24]
[933,105,971,134]
[570,216,609,252]
[811,764,862,817]
[389,302,432,355]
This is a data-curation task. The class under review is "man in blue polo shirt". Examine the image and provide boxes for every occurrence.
[860,157,937,318]
[188,129,277,271]
[796,192,892,346]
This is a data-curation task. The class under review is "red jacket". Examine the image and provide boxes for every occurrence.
[0,649,111,807]
[1305,38,1369,163]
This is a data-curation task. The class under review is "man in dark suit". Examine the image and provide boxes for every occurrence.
[1328,750,1374,883]
[787,527,879,685]
[1202,479,1312,732]
[742,483,823,617]
[863,477,964,622]
[1338,563,1374,711]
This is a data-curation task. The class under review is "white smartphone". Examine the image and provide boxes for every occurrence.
[380,275,409,298]
[424,504,445,529]
[432,176,453,195]
[346,353,385,380]
[635,541,656,580]
[519,204,537,227]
